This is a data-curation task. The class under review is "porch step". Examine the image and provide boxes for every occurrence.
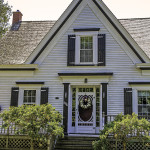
[54,136,98,150]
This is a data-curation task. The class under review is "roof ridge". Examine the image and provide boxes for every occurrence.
[119,17,150,20]
[21,20,56,22]
[14,17,150,22]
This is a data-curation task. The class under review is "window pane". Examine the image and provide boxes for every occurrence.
[31,90,36,96]
[90,88,93,92]
[80,36,93,63]
[32,97,36,103]
[28,97,31,103]
[24,90,28,96]
[23,90,36,104]
[24,97,27,103]
[28,90,32,96]
[85,37,88,42]
[138,91,150,116]
[80,50,93,62]
[85,43,88,49]
[138,98,142,104]
[148,106,150,113]
[147,97,150,104]
[89,43,93,49]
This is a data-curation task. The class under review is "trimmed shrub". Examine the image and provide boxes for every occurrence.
[0,104,64,150]
[93,113,150,150]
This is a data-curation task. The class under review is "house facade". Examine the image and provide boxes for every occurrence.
[0,0,150,135]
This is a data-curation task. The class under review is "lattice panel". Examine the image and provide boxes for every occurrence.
[109,141,150,150]
[0,138,6,148]
[8,138,30,148]
[127,142,150,150]
[34,140,47,149]
[0,136,47,150]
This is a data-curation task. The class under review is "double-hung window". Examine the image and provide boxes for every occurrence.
[80,36,93,63]
[75,32,98,65]
[138,91,150,116]
[23,90,36,105]
[18,87,41,106]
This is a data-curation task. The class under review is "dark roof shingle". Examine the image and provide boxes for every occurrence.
[0,21,56,64]
[119,18,150,58]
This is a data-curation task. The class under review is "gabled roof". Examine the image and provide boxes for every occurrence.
[0,21,55,64]
[119,18,150,59]
[25,0,150,64]
[0,0,150,65]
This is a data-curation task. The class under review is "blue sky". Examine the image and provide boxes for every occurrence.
[5,0,150,22]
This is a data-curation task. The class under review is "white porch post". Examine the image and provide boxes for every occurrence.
[100,84,103,130]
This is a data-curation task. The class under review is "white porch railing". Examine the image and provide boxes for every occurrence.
[102,112,150,136]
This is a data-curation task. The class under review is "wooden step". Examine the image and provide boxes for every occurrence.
[54,136,98,150]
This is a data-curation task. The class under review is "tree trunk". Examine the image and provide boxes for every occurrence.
[123,141,126,150]
[30,139,34,150]
[115,140,118,150]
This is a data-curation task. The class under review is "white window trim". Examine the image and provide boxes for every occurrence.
[18,85,41,106]
[132,85,150,115]
[75,31,98,65]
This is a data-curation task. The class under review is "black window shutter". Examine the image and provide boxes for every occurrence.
[40,87,49,105]
[63,83,70,134]
[102,83,107,124]
[124,88,132,115]
[67,35,76,66]
[98,34,106,66]
[10,87,19,107]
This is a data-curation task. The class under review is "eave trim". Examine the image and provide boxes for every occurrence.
[16,82,45,84]
[58,72,113,76]
[92,0,145,63]
[129,82,150,85]
[139,68,150,70]
[0,68,36,71]
[31,0,83,64]
[74,28,100,32]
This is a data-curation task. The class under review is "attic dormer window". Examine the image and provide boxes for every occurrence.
[80,36,93,63]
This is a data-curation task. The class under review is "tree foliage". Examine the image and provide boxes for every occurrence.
[0,0,12,38]
[93,113,150,150]
[0,104,64,150]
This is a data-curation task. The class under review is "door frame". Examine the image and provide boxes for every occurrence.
[75,86,96,133]
[68,84,102,134]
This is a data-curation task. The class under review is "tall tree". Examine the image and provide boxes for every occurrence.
[0,0,12,38]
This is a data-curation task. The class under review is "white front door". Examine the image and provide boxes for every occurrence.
[68,86,101,134]
[75,87,96,133]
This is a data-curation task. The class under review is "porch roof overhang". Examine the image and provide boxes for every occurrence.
[129,82,150,85]
[58,72,113,84]
[136,63,150,70]
[0,64,38,71]
[74,28,100,32]
[58,72,113,76]
[0,64,38,77]
[16,81,45,84]
[136,63,150,75]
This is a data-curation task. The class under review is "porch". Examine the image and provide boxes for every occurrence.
[0,114,150,150]
[0,114,150,136]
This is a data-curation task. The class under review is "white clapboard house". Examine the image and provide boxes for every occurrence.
[0,0,150,135]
